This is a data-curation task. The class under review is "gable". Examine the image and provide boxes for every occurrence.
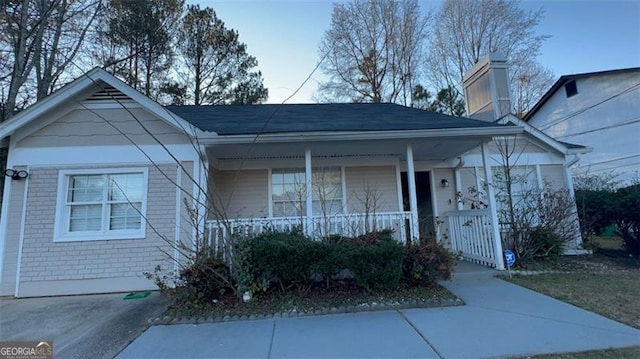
[16,106,192,148]
[0,68,202,142]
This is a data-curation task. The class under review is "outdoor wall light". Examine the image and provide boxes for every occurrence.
[4,169,29,180]
[441,179,449,187]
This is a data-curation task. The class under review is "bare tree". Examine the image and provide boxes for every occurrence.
[511,59,555,118]
[0,0,100,118]
[427,0,552,114]
[317,0,429,105]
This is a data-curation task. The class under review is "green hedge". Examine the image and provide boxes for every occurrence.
[235,229,405,293]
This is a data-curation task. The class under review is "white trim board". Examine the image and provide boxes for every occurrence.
[9,144,198,167]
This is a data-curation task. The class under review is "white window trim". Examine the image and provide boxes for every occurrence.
[268,166,345,218]
[54,167,149,242]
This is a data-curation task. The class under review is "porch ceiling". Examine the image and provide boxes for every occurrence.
[207,136,493,162]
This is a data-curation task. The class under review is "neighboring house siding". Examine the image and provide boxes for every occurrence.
[16,164,179,297]
[17,108,191,147]
[214,170,269,219]
[0,167,27,296]
[528,71,640,181]
[344,166,399,213]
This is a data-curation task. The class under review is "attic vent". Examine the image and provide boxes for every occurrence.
[565,80,578,98]
[84,86,131,102]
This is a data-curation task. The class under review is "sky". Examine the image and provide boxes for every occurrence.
[197,0,640,104]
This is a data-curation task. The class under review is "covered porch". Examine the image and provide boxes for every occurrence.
[202,133,510,270]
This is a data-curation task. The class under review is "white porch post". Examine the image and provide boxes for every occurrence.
[406,144,419,241]
[305,149,313,237]
[454,169,463,210]
[481,143,505,270]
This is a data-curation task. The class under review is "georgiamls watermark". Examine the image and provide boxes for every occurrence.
[0,341,53,359]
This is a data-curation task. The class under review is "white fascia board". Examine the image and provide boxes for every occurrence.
[497,115,588,155]
[0,69,102,140]
[9,144,198,168]
[200,126,524,145]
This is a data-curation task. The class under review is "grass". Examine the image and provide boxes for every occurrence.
[504,253,640,358]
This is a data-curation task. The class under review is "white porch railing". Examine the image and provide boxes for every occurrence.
[446,209,499,268]
[206,211,412,259]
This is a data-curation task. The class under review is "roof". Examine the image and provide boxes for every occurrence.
[523,67,640,121]
[165,103,508,135]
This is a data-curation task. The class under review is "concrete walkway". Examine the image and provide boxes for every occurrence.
[117,262,640,358]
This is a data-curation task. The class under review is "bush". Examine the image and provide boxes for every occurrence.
[235,229,405,293]
[615,184,640,256]
[403,239,456,287]
[235,229,320,293]
[344,235,404,291]
[145,250,233,308]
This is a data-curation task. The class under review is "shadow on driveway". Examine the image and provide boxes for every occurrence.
[0,291,168,359]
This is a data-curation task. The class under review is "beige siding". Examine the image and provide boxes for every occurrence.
[540,164,566,190]
[433,168,457,216]
[214,169,269,219]
[0,167,27,295]
[17,164,180,296]
[344,166,399,213]
[17,108,191,147]
[458,167,480,210]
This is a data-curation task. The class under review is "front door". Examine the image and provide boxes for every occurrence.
[401,171,435,241]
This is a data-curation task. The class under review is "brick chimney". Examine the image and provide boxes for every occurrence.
[462,53,512,121]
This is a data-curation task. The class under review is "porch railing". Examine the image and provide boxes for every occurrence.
[206,211,412,260]
[445,209,498,268]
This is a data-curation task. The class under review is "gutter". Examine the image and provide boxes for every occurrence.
[566,154,581,167]
[199,126,524,145]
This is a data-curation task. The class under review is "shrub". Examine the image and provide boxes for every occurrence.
[145,250,233,308]
[343,236,404,291]
[614,184,640,256]
[402,239,456,287]
[235,229,319,293]
[235,229,405,293]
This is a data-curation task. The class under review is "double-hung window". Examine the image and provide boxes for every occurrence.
[55,169,148,241]
[271,167,343,217]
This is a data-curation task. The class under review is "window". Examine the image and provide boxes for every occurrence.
[492,166,539,205]
[565,80,578,98]
[271,169,306,217]
[55,169,147,241]
[271,167,343,217]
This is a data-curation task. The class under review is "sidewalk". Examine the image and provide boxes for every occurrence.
[117,263,640,358]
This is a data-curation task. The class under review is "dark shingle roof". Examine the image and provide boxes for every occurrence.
[165,103,506,135]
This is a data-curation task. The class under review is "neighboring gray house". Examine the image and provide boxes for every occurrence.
[524,68,640,182]
[0,56,587,297]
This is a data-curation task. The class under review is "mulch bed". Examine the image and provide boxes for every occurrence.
[150,280,462,325]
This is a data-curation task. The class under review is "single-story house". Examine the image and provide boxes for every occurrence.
[0,54,588,297]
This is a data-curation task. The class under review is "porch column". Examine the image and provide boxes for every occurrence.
[406,144,420,241]
[305,149,313,236]
[481,143,505,270]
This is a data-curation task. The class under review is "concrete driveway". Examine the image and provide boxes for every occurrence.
[0,291,168,359]
[117,263,640,359]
